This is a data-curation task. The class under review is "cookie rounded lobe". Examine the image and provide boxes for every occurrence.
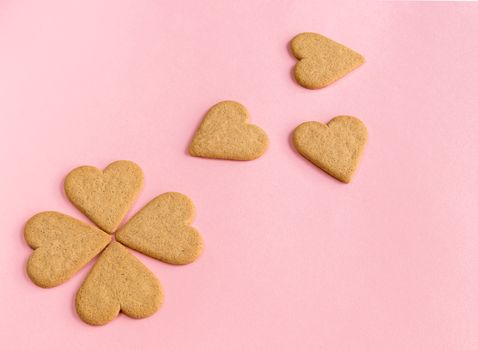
[290,32,321,59]
[294,59,332,89]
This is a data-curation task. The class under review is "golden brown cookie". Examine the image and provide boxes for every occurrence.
[24,212,111,288]
[188,101,269,160]
[293,116,368,183]
[290,32,365,89]
[76,242,163,326]
[116,192,203,265]
[64,160,143,233]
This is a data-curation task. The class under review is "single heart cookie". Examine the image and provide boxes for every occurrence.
[76,242,163,326]
[188,101,269,160]
[64,160,144,233]
[293,116,368,183]
[116,192,203,265]
[290,32,365,89]
[24,212,111,288]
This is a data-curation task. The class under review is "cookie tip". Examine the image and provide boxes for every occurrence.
[188,143,199,157]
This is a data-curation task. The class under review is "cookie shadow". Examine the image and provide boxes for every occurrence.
[286,40,299,86]
[184,109,208,157]
[59,177,69,202]
[21,252,30,282]
[20,218,32,283]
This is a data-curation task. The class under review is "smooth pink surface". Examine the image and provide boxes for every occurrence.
[1,1,478,349]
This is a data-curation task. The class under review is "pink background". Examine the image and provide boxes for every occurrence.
[1,1,478,349]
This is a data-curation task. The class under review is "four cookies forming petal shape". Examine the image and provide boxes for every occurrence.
[25,161,203,326]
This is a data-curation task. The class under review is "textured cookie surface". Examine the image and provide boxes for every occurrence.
[293,116,368,183]
[189,101,269,160]
[291,32,364,89]
[116,192,203,265]
[24,212,111,288]
[64,160,143,233]
[76,242,163,326]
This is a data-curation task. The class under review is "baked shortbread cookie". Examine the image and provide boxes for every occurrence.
[76,242,163,326]
[189,101,268,160]
[293,116,368,183]
[116,192,203,265]
[24,212,111,288]
[290,32,364,89]
[64,160,143,233]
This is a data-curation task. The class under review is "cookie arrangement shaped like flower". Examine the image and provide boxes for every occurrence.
[24,160,204,326]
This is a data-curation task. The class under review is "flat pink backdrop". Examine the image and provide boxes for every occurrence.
[1,1,478,349]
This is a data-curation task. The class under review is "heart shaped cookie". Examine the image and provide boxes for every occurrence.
[64,160,143,233]
[293,116,368,183]
[76,242,163,326]
[116,192,203,265]
[24,212,111,288]
[188,101,269,160]
[290,32,364,89]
